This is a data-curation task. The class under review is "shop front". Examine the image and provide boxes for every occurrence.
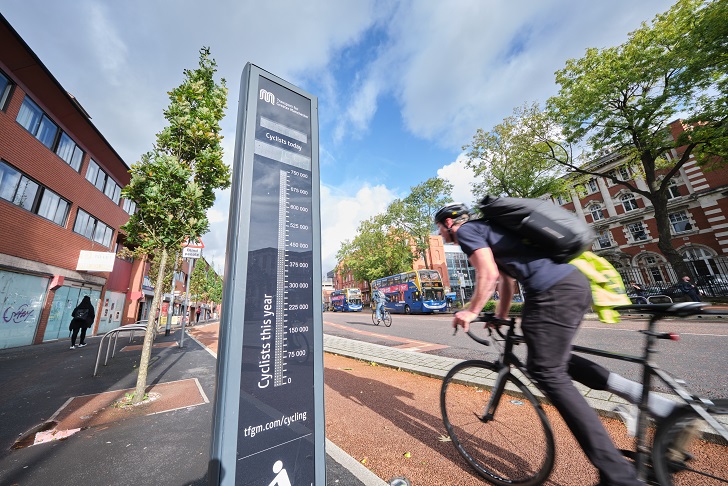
[44,284,102,342]
[0,270,49,349]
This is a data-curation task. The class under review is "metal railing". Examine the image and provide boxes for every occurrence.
[629,294,673,305]
[93,321,153,376]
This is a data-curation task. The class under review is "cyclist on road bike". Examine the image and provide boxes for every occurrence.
[435,202,642,486]
[372,286,386,322]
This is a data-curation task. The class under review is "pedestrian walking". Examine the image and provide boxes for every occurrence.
[69,295,95,349]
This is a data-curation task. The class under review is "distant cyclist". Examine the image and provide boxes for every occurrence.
[435,203,641,486]
[372,286,386,322]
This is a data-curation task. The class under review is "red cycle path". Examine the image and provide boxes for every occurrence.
[188,322,726,485]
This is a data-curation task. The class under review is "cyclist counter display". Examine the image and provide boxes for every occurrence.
[211,65,324,486]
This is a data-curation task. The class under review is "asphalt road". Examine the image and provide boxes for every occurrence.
[322,310,728,398]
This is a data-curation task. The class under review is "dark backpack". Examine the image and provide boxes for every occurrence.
[478,195,595,263]
[73,308,89,320]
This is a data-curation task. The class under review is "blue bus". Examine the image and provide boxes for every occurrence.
[331,288,363,312]
[371,270,447,314]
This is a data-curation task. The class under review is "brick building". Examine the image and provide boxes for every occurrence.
[556,120,728,290]
[0,14,176,348]
[333,234,451,305]
[332,120,728,301]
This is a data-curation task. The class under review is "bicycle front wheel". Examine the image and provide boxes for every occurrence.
[441,360,554,486]
[383,312,392,327]
[652,398,728,486]
[371,310,379,325]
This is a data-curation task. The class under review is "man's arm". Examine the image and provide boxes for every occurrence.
[495,274,515,319]
[453,247,499,331]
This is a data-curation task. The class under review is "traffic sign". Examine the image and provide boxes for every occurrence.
[182,237,205,249]
[182,247,202,259]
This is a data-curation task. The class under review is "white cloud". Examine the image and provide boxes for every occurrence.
[87,3,128,84]
[437,154,477,206]
[337,0,676,150]
[319,182,399,273]
[1,0,678,280]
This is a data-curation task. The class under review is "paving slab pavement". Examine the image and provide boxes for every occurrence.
[1,318,717,485]
[0,325,385,486]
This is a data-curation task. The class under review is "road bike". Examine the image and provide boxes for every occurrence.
[371,307,392,327]
[440,303,728,485]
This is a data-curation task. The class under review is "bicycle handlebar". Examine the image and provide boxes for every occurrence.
[452,312,516,346]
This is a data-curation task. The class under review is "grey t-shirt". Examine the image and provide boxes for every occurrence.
[455,219,575,293]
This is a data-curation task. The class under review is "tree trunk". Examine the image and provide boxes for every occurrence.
[651,195,691,280]
[132,248,168,404]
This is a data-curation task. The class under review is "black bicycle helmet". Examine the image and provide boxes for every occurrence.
[434,203,469,224]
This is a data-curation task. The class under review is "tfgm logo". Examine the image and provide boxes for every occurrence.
[260,89,275,105]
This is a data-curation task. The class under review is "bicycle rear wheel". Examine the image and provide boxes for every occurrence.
[652,398,728,486]
[371,310,379,325]
[383,312,392,327]
[441,360,554,486]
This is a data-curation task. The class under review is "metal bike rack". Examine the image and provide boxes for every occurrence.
[647,294,672,304]
[93,321,152,376]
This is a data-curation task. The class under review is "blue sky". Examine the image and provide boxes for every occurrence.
[1,0,676,274]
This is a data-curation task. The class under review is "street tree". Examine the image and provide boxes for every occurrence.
[388,177,453,269]
[208,268,223,308]
[336,213,414,284]
[463,102,569,200]
[543,0,727,277]
[121,47,230,404]
[189,257,210,303]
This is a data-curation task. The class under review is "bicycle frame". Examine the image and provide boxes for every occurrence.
[479,310,728,483]
[572,312,728,480]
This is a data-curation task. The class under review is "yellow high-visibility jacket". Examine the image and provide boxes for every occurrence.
[570,251,631,323]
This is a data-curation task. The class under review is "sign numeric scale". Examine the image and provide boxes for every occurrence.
[210,65,324,486]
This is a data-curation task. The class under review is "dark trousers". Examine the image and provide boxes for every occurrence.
[71,326,87,346]
[521,269,641,486]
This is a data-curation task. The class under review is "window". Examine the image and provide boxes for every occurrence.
[122,198,136,215]
[621,193,639,212]
[16,96,85,171]
[73,209,113,247]
[596,230,612,249]
[37,190,70,225]
[618,166,630,180]
[13,177,39,211]
[667,179,680,199]
[55,133,84,171]
[86,159,100,185]
[590,204,605,221]
[669,211,692,233]
[86,159,121,203]
[0,160,70,225]
[587,179,598,194]
[627,221,648,242]
[0,162,21,201]
[17,98,59,149]
[0,70,13,110]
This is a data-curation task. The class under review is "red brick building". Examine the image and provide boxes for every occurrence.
[0,14,182,348]
[555,120,728,289]
[333,234,451,305]
[333,120,728,301]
